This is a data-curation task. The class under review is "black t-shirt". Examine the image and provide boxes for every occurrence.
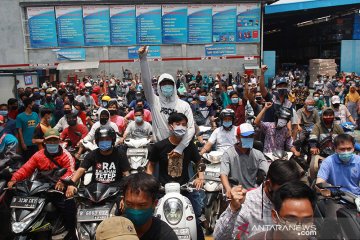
[149,138,201,185]
[80,147,130,184]
[140,217,178,240]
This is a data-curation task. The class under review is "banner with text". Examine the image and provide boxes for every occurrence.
[162,5,187,44]
[188,5,212,44]
[236,3,261,43]
[205,44,236,57]
[55,48,86,61]
[56,6,84,47]
[136,5,162,45]
[83,6,111,46]
[128,46,161,59]
[27,7,58,48]
[212,4,236,43]
[110,5,136,45]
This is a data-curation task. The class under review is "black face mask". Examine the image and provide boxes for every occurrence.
[46,96,52,102]
[100,118,108,125]
[67,119,76,126]
[333,103,340,109]
[109,110,117,116]
[11,106,18,111]
[100,84,104,87]
[278,88,288,96]
[64,110,72,115]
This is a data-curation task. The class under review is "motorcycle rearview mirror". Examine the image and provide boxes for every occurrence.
[198,163,206,172]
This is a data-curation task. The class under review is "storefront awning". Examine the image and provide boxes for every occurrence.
[56,61,99,70]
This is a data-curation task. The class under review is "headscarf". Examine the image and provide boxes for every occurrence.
[346,86,360,103]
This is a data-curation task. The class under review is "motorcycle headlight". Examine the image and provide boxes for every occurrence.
[12,219,31,234]
[11,201,45,234]
[163,198,183,225]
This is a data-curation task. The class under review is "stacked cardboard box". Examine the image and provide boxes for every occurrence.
[309,59,337,87]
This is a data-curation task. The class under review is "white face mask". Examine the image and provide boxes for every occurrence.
[277,118,288,128]
[171,125,187,138]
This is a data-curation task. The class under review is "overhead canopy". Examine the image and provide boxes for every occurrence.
[56,61,99,70]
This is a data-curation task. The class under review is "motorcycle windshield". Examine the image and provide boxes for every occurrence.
[83,183,118,203]
[15,180,51,196]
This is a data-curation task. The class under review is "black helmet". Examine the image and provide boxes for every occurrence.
[220,109,235,121]
[95,126,116,146]
[275,107,292,121]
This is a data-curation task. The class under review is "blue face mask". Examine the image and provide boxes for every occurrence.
[98,140,112,151]
[199,95,207,102]
[135,116,143,123]
[337,151,353,164]
[161,85,174,97]
[241,138,254,149]
[0,110,8,116]
[227,90,233,95]
[307,105,314,112]
[124,207,153,227]
[46,144,59,154]
[231,98,239,104]
[188,98,193,102]
[40,92,45,96]
[73,109,79,115]
[223,121,232,128]
[34,100,41,106]
[102,101,108,108]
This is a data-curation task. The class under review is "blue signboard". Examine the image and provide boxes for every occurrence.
[205,44,236,57]
[236,3,261,43]
[136,5,162,45]
[55,48,86,61]
[27,7,58,48]
[55,6,84,47]
[212,5,236,42]
[188,5,212,44]
[83,6,111,46]
[110,6,136,45]
[162,5,187,44]
[128,46,161,59]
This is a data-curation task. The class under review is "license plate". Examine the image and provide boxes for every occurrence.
[77,208,109,222]
[10,197,39,209]
[173,228,190,239]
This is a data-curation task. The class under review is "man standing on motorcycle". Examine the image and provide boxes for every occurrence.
[214,160,302,239]
[254,103,301,157]
[121,172,177,240]
[7,128,77,239]
[316,134,360,195]
[200,109,237,155]
[138,46,195,159]
[66,126,130,198]
[220,123,268,196]
[146,112,205,240]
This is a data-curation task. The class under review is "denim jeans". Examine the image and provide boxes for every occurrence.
[184,190,206,240]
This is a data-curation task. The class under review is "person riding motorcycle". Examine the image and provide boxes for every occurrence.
[254,103,301,157]
[309,108,344,155]
[200,109,237,155]
[7,128,77,239]
[0,115,18,168]
[296,97,320,142]
[65,126,130,199]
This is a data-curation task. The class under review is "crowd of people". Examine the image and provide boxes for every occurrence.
[0,45,359,240]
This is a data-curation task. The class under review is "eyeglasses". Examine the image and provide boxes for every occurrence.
[274,210,313,225]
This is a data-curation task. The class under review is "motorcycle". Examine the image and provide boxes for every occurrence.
[124,138,151,174]
[315,182,360,240]
[73,182,120,240]
[202,151,222,234]
[154,164,206,240]
[9,168,69,239]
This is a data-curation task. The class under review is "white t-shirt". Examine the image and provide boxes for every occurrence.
[334,105,351,124]
[208,126,237,152]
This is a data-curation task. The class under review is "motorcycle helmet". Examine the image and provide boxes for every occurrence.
[95,126,116,146]
[85,82,92,88]
[220,109,235,129]
[275,77,288,86]
[101,95,111,108]
[275,107,292,121]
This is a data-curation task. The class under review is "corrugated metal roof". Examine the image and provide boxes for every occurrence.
[266,0,360,14]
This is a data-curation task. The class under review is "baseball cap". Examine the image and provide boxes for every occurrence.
[96,217,139,240]
[44,128,60,140]
[331,95,340,104]
[237,123,255,137]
